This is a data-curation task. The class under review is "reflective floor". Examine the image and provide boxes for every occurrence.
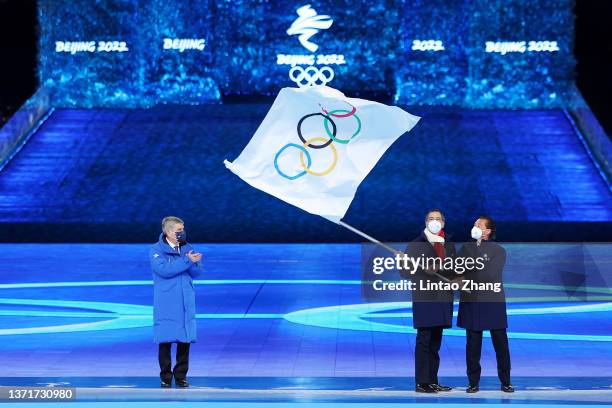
[0,243,610,405]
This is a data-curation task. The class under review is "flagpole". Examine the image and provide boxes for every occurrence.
[338,220,401,255]
[338,220,452,284]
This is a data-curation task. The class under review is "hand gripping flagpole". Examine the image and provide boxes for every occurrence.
[338,220,453,284]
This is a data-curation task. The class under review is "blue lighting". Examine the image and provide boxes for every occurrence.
[1,281,610,341]
[283,301,612,342]
[37,0,574,108]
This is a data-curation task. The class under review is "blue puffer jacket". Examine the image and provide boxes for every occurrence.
[150,233,204,343]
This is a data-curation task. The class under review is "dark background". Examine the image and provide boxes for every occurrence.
[0,0,37,125]
[574,0,612,135]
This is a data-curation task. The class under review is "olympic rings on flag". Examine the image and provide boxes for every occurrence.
[274,143,312,180]
[320,101,357,118]
[299,137,338,177]
[323,109,361,144]
[297,113,336,149]
[273,101,361,180]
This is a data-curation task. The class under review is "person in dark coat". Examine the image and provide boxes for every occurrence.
[402,209,456,393]
[457,216,513,393]
[150,216,204,388]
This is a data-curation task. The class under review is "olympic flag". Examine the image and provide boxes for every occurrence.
[224,86,420,223]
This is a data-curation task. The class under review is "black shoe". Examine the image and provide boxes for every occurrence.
[431,384,452,392]
[501,384,514,393]
[415,384,437,393]
[466,385,479,393]
[160,380,171,388]
[175,379,189,388]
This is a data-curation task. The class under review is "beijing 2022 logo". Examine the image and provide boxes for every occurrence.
[277,4,347,88]
[274,101,361,180]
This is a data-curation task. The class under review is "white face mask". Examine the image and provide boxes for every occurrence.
[471,226,483,240]
[427,220,442,235]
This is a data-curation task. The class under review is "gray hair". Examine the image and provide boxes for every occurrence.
[162,216,184,232]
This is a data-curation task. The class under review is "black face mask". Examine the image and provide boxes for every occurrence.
[175,230,187,245]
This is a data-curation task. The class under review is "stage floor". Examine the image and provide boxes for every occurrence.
[0,243,610,405]
[1,377,611,405]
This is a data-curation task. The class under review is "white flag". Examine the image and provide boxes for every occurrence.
[224,86,420,223]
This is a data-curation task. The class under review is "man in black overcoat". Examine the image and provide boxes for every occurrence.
[402,209,456,393]
[457,215,514,393]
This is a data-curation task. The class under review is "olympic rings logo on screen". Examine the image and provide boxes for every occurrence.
[289,66,335,88]
[274,102,362,180]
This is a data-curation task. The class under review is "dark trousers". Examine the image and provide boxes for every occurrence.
[466,329,511,386]
[158,342,190,382]
[415,326,444,385]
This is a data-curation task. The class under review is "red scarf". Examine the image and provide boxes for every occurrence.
[433,230,445,260]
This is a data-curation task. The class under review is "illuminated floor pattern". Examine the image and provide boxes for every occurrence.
[1,243,610,376]
[0,243,610,404]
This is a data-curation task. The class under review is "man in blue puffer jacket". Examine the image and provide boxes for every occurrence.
[150,216,204,388]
